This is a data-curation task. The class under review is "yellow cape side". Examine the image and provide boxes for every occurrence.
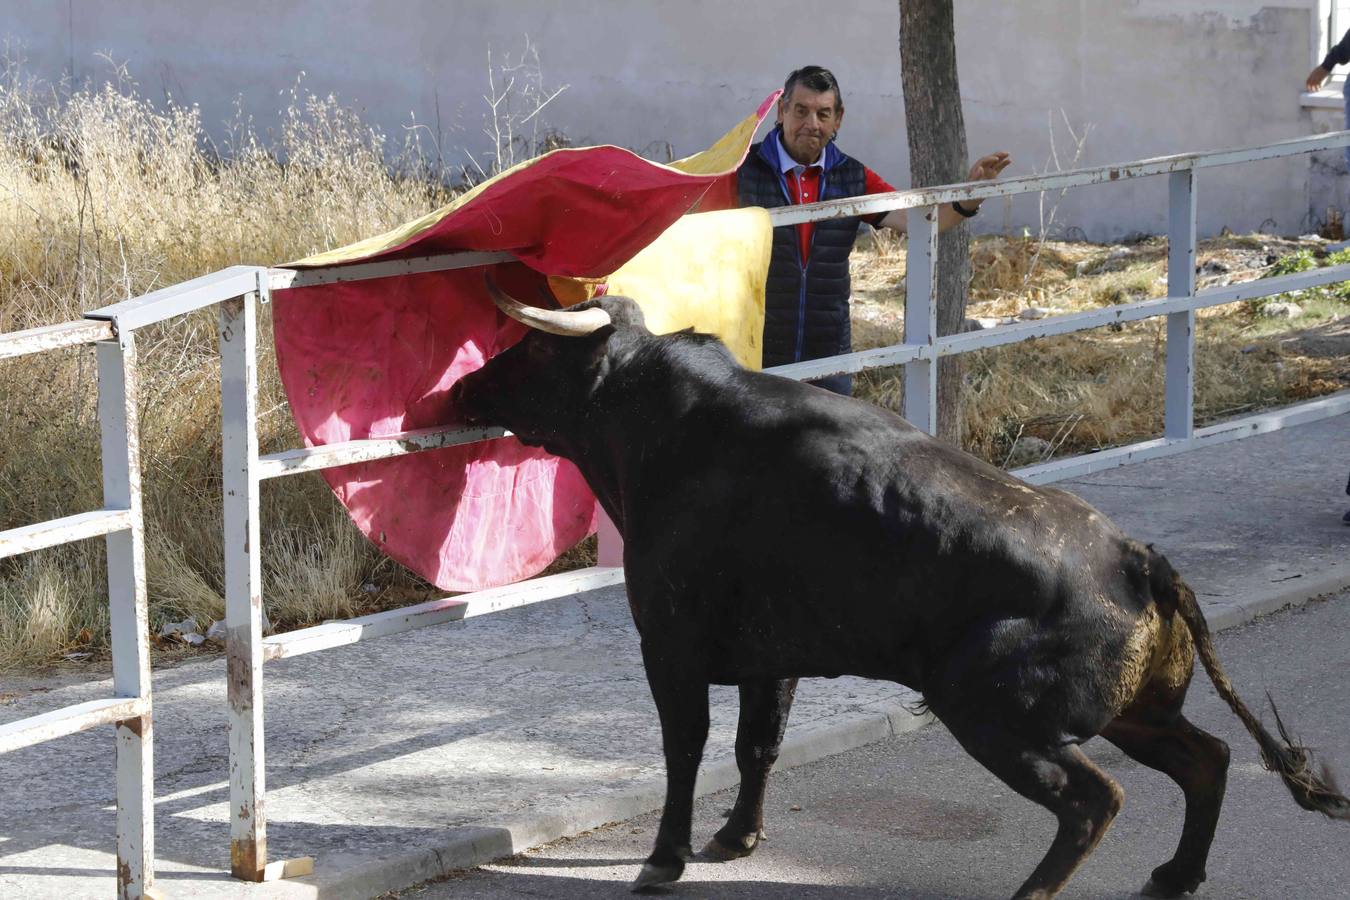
[604,208,771,370]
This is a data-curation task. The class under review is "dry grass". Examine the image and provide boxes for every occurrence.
[0,543,106,670]
[850,232,1350,463]
[0,59,456,671]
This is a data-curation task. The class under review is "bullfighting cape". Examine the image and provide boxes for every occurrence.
[272,94,776,591]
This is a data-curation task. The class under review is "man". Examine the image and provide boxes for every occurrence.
[1307,30,1350,170]
[735,66,1010,394]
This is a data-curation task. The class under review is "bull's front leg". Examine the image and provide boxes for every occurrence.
[633,647,710,892]
[702,677,798,861]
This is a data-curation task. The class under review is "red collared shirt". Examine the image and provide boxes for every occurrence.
[699,143,898,262]
[782,161,895,263]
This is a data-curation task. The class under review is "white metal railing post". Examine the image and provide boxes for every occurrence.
[96,334,156,900]
[596,506,624,567]
[904,206,940,434]
[221,292,268,881]
[1165,169,1198,440]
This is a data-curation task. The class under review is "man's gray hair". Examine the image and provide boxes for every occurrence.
[782,66,844,112]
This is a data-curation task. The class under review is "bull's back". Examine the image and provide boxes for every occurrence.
[628,376,1150,683]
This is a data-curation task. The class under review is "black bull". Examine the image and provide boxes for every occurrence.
[449,281,1348,899]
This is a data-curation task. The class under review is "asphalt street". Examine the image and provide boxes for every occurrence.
[390,590,1350,900]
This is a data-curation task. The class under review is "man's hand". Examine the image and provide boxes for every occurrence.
[965,151,1012,211]
[968,151,1012,183]
[1307,66,1330,93]
[878,151,1012,234]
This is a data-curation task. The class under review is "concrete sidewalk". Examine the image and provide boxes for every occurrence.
[2,415,1348,900]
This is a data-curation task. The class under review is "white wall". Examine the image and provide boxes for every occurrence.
[958,1,1323,239]
[2,1,1329,240]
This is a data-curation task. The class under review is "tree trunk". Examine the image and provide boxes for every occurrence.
[898,0,969,446]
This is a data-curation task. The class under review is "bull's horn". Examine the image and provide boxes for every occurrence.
[485,274,611,336]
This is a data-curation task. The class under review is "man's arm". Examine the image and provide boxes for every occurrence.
[1307,29,1350,91]
[877,151,1012,234]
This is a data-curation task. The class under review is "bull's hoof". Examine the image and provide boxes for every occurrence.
[698,830,764,862]
[631,859,684,892]
[1140,864,1204,898]
[1140,880,1201,899]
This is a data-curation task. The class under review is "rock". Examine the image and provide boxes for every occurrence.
[1260,301,1302,319]
[159,617,199,639]
[1019,306,1049,320]
[1081,246,1136,277]
[1198,259,1230,275]
[1006,436,1053,468]
[961,318,986,333]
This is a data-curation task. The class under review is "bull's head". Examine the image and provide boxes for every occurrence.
[449,274,647,458]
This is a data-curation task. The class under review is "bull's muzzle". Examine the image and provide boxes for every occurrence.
[447,378,482,427]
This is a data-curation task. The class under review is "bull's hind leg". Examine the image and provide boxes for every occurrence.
[1101,711,1230,898]
[702,678,798,861]
[935,708,1124,900]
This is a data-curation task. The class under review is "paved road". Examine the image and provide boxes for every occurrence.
[390,591,1350,899]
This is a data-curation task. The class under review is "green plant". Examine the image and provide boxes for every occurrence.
[1253,248,1350,311]
[1264,249,1317,277]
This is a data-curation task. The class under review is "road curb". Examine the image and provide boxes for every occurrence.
[1205,559,1350,631]
[285,574,1348,898]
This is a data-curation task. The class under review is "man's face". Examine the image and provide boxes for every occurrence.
[777,85,844,165]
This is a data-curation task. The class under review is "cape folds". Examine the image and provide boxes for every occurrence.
[271,93,778,590]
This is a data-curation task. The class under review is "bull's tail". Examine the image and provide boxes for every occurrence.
[1149,548,1350,821]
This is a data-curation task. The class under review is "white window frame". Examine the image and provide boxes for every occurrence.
[1323,0,1350,87]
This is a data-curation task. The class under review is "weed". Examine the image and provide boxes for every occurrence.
[0,55,452,669]
[1251,247,1350,312]
[849,235,1349,466]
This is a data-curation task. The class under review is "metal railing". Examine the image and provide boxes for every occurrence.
[765,130,1350,479]
[0,322,155,900]
[6,127,1349,891]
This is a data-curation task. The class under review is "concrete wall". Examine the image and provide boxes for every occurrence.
[2,1,1330,240]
